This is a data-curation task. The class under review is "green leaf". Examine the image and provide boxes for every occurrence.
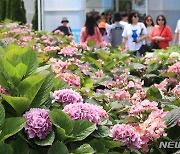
[31,73,54,107]
[68,64,78,71]
[18,75,46,102]
[102,140,122,149]
[72,120,96,141]
[11,138,29,154]
[49,109,73,135]
[35,131,55,146]
[147,62,160,74]
[0,142,13,154]
[146,86,162,101]
[0,103,5,128]
[90,139,109,153]
[0,117,26,141]
[83,77,94,88]
[21,47,38,77]
[48,141,69,154]
[163,107,180,128]
[91,126,111,138]
[74,144,95,154]
[104,60,122,70]
[85,56,102,69]
[130,63,146,70]
[1,95,31,115]
[87,40,96,47]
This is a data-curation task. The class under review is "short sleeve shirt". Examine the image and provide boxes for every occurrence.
[175,20,180,45]
[122,22,147,51]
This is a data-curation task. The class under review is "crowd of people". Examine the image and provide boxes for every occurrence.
[53,11,180,56]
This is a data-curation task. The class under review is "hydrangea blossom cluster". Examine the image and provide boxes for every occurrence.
[0,85,9,95]
[52,89,83,106]
[63,103,108,124]
[129,100,158,117]
[168,62,180,74]
[59,45,78,56]
[49,58,69,74]
[170,84,180,98]
[115,90,130,100]
[59,73,80,88]
[110,124,143,151]
[44,46,60,53]
[140,112,167,140]
[23,108,53,140]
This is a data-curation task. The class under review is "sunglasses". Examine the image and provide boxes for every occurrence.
[133,15,138,18]
[147,19,152,22]
[158,18,164,21]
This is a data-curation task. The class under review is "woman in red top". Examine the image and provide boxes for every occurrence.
[80,13,102,47]
[150,15,172,49]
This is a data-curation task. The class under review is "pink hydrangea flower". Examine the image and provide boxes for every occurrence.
[140,116,167,140]
[59,73,80,88]
[63,103,108,124]
[60,45,78,56]
[52,89,83,106]
[129,100,158,116]
[168,62,180,74]
[110,124,143,151]
[44,46,60,53]
[23,108,53,140]
[115,90,130,100]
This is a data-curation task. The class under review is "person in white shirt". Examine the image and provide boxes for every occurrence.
[119,13,128,28]
[173,19,180,45]
[143,15,154,46]
[122,12,147,56]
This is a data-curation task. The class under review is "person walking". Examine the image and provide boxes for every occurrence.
[53,17,72,36]
[149,15,172,49]
[173,19,180,45]
[108,12,124,48]
[80,13,102,47]
[122,12,147,56]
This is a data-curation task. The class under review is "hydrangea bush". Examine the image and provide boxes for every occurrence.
[0,22,179,154]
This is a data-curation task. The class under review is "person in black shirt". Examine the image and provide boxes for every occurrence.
[53,17,73,36]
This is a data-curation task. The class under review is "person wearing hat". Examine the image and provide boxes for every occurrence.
[98,22,108,42]
[53,17,72,36]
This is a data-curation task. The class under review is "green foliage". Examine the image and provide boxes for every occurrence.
[163,107,180,128]
[0,0,6,21]
[0,142,13,154]
[0,103,5,129]
[73,144,95,154]
[48,141,69,154]
[0,117,26,141]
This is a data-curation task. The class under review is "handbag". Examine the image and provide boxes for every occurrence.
[150,42,160,49]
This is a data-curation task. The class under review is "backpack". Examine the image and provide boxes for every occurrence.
[109,25,123,48]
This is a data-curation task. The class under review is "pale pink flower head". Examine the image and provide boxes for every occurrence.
[129,100,158,117]
[110,124,143,151]
[168,62,180,75]
[63,103,108,124]
[115,90,130,100]
[60,45,78,57]
[54,30,64,35]
[59,73,80,88]
[128,81,135,88]
[23,108,52,140]
[52,89,83,106]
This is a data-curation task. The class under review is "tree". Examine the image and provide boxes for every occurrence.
[0,0,6,21]
[10,0,26,23]
[32,0,38,30]
[6,0,12,19]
